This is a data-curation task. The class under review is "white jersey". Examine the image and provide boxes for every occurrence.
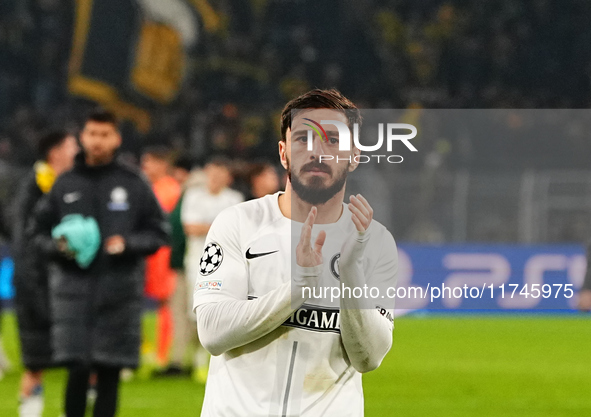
[193,192,397,417]
[182,186,243,278]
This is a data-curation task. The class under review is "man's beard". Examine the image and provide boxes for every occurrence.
[288,159,348,205]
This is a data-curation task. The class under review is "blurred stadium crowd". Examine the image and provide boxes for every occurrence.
[0,2,590,415]
[2,0,591,165]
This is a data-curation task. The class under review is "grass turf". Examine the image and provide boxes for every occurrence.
[1,312,590,416]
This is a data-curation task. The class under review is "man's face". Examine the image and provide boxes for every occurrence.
[252,166,280,197]
[141,154,169,183]
[80,121,121,162]
[173,167,190,185]
[279,108,360,205]
[50,135,79,170]
[206,163,232,194]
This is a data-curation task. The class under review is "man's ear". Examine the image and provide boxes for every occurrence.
[348,146,361,172]
[115,132,123,147]
[279,140,288,170]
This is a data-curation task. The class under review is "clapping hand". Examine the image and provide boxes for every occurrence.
[296,206,326,268]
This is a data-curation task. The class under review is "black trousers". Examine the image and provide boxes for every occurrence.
[65,364,121,417]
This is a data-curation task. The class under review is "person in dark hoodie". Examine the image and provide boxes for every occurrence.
[31,109,169,417]
[12,130,78,417]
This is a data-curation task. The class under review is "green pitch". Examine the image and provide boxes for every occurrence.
[1,312,590,416]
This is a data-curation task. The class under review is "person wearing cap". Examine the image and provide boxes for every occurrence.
[31,110,168,417]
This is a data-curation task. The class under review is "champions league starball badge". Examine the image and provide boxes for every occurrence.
[200,242,224,276]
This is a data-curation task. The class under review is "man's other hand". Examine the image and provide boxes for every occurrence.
[296,206,326,268]
[55,236,76,259]
[105,235,126,255]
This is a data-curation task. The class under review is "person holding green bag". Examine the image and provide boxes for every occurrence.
[51,214,101,269]
[31,109,168,417]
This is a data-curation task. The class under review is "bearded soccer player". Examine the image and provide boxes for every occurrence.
[194,89,398,416]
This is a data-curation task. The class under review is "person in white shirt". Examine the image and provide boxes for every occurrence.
[182,156,243,381]
[193,89,398,416]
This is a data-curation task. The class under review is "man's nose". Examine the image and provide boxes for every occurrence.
[310,135,326,159]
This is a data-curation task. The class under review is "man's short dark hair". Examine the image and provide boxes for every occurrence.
[280,88,361,142]
[142,145,173,162]
[247,161,276,182]
[85,108,119,128]
[206,155,233,171]
[38,130,71,161]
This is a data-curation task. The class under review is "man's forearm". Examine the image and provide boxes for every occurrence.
[339,237,393,373]
[124,230,168,256]
[196,264,322,356]
[339,307,392,373]
[196,281,298,356]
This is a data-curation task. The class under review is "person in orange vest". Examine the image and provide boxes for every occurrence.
[141,146,181,368]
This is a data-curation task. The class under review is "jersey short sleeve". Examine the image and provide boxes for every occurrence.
[192,205,248,310]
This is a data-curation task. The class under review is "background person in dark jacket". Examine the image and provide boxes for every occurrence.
[12,130,78,417]
[31,110,168,417]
